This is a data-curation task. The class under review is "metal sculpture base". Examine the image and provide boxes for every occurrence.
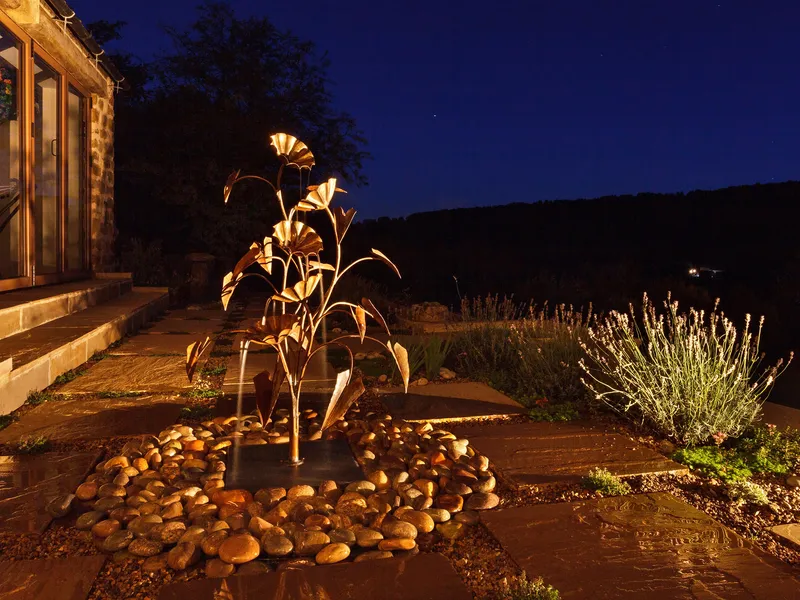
[224,438,363,491]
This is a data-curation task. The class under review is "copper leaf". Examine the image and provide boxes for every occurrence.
[185,336,212,382]
[353,305,367,342]
[362,298,390,335]
[334,207,357,243]
[371,248,401,278]
[273,274,321,303]
[322,373,365,431]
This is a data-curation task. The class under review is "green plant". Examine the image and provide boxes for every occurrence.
[16,435,51,454]
[499,572,560,600]
[183,388,223,399]
[581,467,632,496]
[726,480,770,506]
[201,365,227,377]
[529,400,579,422]
[54,368,87,385]
[96,391,146,399]
[26,390,53,406]
[580,293,791,445]
[671,446,753,482]
[460,294,529,322]
[735,424,800,475]
[423,335,453,379]
[0,414,14,431]
[180,405,215,421]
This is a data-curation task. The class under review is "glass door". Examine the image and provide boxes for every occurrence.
[33,54,61,276]
[0,22,23,282]
[66,86,86,271]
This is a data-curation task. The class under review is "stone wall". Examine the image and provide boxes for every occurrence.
[90,92,115,272]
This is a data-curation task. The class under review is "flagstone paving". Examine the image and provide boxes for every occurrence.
[481,492,800,599]
[770,523,800,550]
[222,351,338,396]
[381,390,526,421]
[380,381,525,409]
[0,555,106,600]
[108,333,201,356]
[57,356,192,395]
[0,395,184,444]
[157,553,471,600]
[0,451,101,534]
[448,421,687,484]
[144,315,226,335]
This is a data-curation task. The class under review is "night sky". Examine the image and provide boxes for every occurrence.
[70,0,800,220]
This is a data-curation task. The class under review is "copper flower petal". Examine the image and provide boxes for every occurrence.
[322,373,365,431]
[273,220,323,255]
[387,341,410,393]
[362,298,390,335]
[234,239,273,276]
[221,271,242,311]
[273,274,321,303]
[371,248,401,278]
[248,314,301,346]
[223,169,240,204]
[269,133,315,170]
[253,359,286,425]
[334,207,357,243]
[296,178,344,212]
[352,306,367,342]
[186,336,212,382]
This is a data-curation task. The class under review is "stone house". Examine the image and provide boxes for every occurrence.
[0,0,122,290]
[0,2,169,414]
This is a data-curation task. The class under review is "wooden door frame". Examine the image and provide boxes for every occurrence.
[0,12,93,292]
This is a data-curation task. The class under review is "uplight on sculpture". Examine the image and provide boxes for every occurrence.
[185,133,410,467]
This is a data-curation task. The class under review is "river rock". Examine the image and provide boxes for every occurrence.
[206,558,236,578]
[436,494,464,512]
[294,530,330,556]
[262,534,293,557]
[423,508,451,523]
[465,492,499,510]
[328,528,356,546]
[92,519,121,538]
[472,476,496,493]
[354,550,394,562]
[102,529,134,552]
[94,497,124,512]
[141,554,169,573]
[378,538,415,551]
[219,533,261,564]
[76,511,105,530]
[454,510,480,525]
[46,494,75,518]
[76,482,98,501]
[382,519,418,540]
[168,541,202,570]
[158,521,187,544]
[336,492,368,517]
[356,528,383,548]
[437,521,466,540]
[287,484,316,500]
[316,542,350,564]
[399,510,435,533]
[201,530,229,556]
[129,538,163,557]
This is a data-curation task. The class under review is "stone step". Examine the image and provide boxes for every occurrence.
[0,287,169,414]
[0,275,133,341]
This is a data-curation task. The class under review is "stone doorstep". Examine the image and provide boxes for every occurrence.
[157,553,471,600]
[0,555,106,600]
[769,523,800,550]
[0,278,132,341]
[56,355,192,395]
[448,421,688,485]
[481,492,800,599]
[0,289,169,414]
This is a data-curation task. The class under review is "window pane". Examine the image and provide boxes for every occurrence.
[67,86,84,270]
[34,55,60,275]
[0,24,22,279]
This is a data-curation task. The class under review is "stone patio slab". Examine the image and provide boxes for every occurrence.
[0,451,102,533]
[222,351,338,396]
[760,401,800,430]
[108,333,205,356]
[57,356,192,394]
[448,421,687,484]
[379,381,524,409]
[482,492,800,599]
[770,523,800,550]
[0,395,183,444]
[144,317,225,335]
[157,553,470,600]
[381,391,525,422]
[0,555,106,599]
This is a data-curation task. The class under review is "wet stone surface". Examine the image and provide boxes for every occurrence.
[449,421,687,484]
[381,392,525,422]
[57,356,193,394]
[108,333,203,356]
[0,451,102,533]
[769,523,800,550]
[157,553,471,600]
[0,555,106,599]
[482,492,800,599]
[0,396,184,443]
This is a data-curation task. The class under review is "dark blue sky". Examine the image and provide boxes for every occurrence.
[71,0,800,220]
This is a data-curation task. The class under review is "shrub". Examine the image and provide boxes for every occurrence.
[672,446,753,482]
[422,335,454,379]
[26,390,53,406]
[460,294,528,322]
[734,424,800,475]
[454,302,591,408]
[16,435,51,454]
[580,293,791,446]
[581,467,632,496]
[529,399,579,422]
[0,414,14,431]
[726,480,770,506]
[499,572,561,600]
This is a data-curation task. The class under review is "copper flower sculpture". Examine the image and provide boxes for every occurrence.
[186,133,410,465]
